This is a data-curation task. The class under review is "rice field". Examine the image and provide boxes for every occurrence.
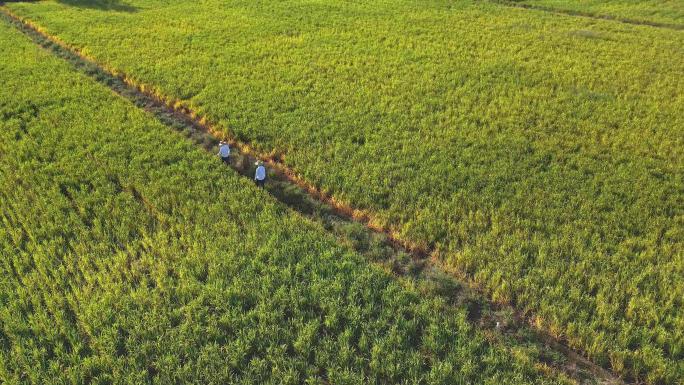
[510,0,684,26]
[2,0,683,383]
[0,17,582,384]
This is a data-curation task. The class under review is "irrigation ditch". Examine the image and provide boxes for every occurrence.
[0,6,630,385]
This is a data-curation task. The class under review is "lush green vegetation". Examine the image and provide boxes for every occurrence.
[5,0,682,383]
[0,18,576,385]
[511,0,684,26]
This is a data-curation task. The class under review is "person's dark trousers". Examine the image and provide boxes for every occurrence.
[221,156,230,165]
[255,179,265,188]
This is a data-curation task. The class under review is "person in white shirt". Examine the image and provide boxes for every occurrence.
[218,141,231,164]
[254,161,266,188]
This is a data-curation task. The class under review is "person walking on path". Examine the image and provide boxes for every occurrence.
[254,161,267,188]
[218,141,231,164]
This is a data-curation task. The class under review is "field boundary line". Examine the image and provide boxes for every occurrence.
[0,6,630,385]
[487,0,684,31]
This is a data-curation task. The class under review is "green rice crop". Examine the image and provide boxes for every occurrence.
[510,0,684,26]
[0,17,573,385]
[4,0,684,383]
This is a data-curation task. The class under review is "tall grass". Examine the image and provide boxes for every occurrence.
[0,19,570,384]
[4,0,684,382]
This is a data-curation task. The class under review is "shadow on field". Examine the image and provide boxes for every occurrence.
[57,0,138,12]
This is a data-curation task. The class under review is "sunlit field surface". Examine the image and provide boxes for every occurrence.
[0,19,576,385]
[4,0,684,383]
[514,0,684,26]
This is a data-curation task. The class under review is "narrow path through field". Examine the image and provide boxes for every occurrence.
[0,6,629,385]
[487,0,684,30]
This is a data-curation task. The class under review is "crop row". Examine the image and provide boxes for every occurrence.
[0,18,572,384]
[5,0,681,383]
